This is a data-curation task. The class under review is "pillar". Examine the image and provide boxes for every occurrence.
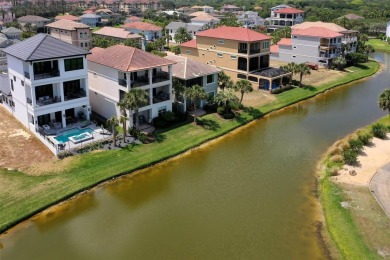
[280,77,283,90]
[149,88,153,106]
[127,72,131,91]
[31,86,36,106]
[148,69,153,85]
[269,79,273,93]
[59,82,64,102]
[62,110,67,128]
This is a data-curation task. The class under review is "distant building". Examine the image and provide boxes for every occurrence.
[190,14,220,28]
[338,13,364,20]
[122,22,162,41]
[17,15,50,32]
[191,5,214,13]
[124,16,142,23]
[166,22,204,43]
[46,19,92,50]
[93,26,142,44]
[1,27,22,39]
[0,1,12,11]
[237,11,265,29]
[387,21,390,38]
[55,14,82,22]
[0,33,18,69]
[80,13,102,27]
[220,4,240,13]
[269,6,304,31]
[87,45,175,127]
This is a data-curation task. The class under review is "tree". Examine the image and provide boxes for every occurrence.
[332,56,347,70]
[106,116,119,147]
[378,89,390,116]
[218,71,234,92]
[234,79,253,104]
[219,14,241,27]
[172,78,185,113]
[117,100,130,142]
[214,89,239,113]
[174,27,192,44]
[281,62,297,84]
[123,88,149,129]
[295,63,311,87]
[184,84,207,122]
[124,38,141,49]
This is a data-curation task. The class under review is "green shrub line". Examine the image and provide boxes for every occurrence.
[319,116,390,259]
[0,61,379,234]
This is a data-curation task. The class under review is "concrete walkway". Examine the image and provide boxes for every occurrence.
[370,162,390,218]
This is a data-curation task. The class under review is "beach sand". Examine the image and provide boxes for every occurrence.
[333,133,390,186]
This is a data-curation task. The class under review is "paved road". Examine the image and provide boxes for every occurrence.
[370,162,390,218]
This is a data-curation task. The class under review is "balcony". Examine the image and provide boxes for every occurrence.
[64,89,87,101]
[36,96,62,106]
[152,71,170,84]
[238,49,248,54]
[153,91,170,104]
[34,70,60,80]
[132,76,150,88]
[118,79,127,87]
[249,49,260,54]
[24,71,30,79]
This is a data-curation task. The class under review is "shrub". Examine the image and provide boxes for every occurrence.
[217,106,226,115]
[161,111,177,123]
[152,116,169,129]
[329,146,342,156]
[371,123,388,139]
[222,112,235,119]
[348,138,364,152]
[346,52,367,65]
[138,133,148,143]
[329,167,339,176]
[357,131,373,145]
[343,149,358,165]
[340,141,350,151]
[330,154,343,163]
[203,103,217,113]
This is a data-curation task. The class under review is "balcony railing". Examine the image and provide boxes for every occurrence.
[64,90,87,101]
[34,70,60,80]
[238,49,248,54]
[27,97,32,105]
[118,79,127,87]
[152,71,170,84]
[131,76,150,88]
[36,96,61,106]
[24,71,30,79]
[153,93,170,104]
[249,49,260,54]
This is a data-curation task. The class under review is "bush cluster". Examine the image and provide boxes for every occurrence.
[58,139,111,159]
[371,123,388,139]
[152,111,181,129]
[357,131,373,145]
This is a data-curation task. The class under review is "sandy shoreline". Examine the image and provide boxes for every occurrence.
[333,133,390,186]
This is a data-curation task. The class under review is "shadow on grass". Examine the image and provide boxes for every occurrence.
[153,131,167,143]
[302,85,317,91]
[197,118,221,131]
[354,63,369,70]
[243,107,263,119]
[121,143,137,152]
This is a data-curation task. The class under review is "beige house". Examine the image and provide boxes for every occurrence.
[93,26,142,44]
[46,20,92,50]
[181,26,291,91]
[17,15,50,31]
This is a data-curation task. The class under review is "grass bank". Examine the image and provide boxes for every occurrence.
[367,38,390,53]
[319,116,390,259]
[0,60,379,234]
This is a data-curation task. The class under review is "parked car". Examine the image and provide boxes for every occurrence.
[305,62,319,70]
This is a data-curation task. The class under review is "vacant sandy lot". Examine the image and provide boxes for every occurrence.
[238,90,276,108]
[0,106,54,170]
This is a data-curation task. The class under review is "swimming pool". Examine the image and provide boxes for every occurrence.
[54,128,94,143]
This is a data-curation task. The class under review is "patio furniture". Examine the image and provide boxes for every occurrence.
[53,122,62,129]
[42,124,50,131]
[58,143,66,150]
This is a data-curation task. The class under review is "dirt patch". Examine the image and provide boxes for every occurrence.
[238,91,276,108]
[0,106,55,171]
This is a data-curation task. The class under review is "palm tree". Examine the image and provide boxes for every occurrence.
[218,71,234,92]
[117,99,129,142]
[295,63,311,87]
[172,78,185,113]
[234,79,253,104]
[214,89,239,113]
[281,62,297,84]
[174,27,192,44]
[107,116,119,147]
[378,89,390,116]
[184,84,207,122]
[124,88,149,129]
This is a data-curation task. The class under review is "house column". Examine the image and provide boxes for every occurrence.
[59,82,64,102]
[269,79,273,93]
[31,86,36,106]
[127,72,131,91]
[280,77,283,90]
[62,110,67,128]
[149,88,153,106]
[148,69,153,85]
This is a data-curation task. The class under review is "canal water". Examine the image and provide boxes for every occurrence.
[1,53,389,259]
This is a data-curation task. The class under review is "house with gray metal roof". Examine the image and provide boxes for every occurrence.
[2,33,92,154]
[166,21,205,43]
[80,13,102,27]
[1,27,22,39]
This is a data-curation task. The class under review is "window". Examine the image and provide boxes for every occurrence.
[231,55,236,60]
[292,55,296,58]
[206,74,215,84]
[64,57,83,71]
[218,39,224,44]
[217,52,223,58]
[237,74,247,79]
[293,46,296,49]
[10,79,13,91]
[158,106,166,116]
[80,43,84,47]
[21,80,24,86]
[293,36,297,38]
[185,50,191,54]
[262,41,270,49]
[85,42,88,47]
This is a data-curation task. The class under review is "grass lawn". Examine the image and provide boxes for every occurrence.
[320,116,390,259]
[0,60,379,233]
[367,38,390,53]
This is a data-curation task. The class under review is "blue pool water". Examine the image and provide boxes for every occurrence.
[54,128,94,143]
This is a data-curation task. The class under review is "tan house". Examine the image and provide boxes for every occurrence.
[93,26,142,44]
[17,15,50,32]
[180,26,291,91]
[46,19,92,50]
[55,14,82,22]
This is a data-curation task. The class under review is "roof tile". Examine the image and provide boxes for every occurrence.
[195,26,271,42]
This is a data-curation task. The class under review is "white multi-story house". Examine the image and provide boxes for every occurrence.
[292,22,358,53]
[190,14,220,28]
[122,22,162,41]
[269,6,304,31]
[237,11,265,29]
[164,54,220,112]
[17,15,50,32]
[270,27,343,67]
[3,34,91,143]
[87,45,176,127]
[166,22,204,43]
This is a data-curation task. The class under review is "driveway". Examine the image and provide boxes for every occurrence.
[370,162,390,218]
